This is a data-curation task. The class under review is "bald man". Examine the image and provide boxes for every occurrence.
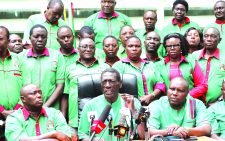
[5,84,71,141]
[8,34,23,53]
[148,77,211,139]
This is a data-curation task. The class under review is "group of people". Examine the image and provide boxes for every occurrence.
[2,0,225,140]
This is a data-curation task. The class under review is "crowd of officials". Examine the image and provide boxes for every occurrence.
[2,0,225,140]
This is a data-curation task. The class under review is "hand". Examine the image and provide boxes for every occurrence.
[173,127,189,139]
[121,93,135,111]
[2,110,15,118]
[53,131,71,141]
[166,124,180,135]
[139,94,153,105]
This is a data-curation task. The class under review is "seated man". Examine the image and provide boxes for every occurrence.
[147,77,211,139]
[209,80,225,140]
[78,68,144,141]
[5,84,71,141]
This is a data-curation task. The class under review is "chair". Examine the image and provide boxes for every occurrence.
[77,73,138,118]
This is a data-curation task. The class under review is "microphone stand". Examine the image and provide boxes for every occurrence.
[108,116,113,141]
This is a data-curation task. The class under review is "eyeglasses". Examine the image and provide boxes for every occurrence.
[165,44,181,48]
[79,45,95,50]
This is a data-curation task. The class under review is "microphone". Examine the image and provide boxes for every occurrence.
[89,105,112,141]
[114,109,129,138]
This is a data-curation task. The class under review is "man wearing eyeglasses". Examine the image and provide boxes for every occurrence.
[205,1,225,51]
[84,0,131,49]
[161,0,200,40]
[63,38,109,137]
[192,27,225,107]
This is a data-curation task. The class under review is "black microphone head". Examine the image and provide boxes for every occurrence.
[139,107,145,114]
[98,105,112,122]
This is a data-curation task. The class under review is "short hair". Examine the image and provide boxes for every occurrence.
[78,26,95,38]
[47,0,64,9]
[163,33,189,56]
[170,77,189,90]
[172,0,189,12]
[103,35,118,46]
[143,10,157,19]
[119,25,135,35]
[0,26,10,39]
[78,37,95,47]
[126,35,142,46]
[29,24,47,36]
[184,27,203,50]
[214,0,225,8]
[57,25,73,36]
[101,68,121,82]
[204,27,221,38]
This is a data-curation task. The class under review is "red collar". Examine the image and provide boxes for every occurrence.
[22,107,47,120]
[105,56,120,63]
[98,11,119,19]
[172,17,190,28]
[122,57,148,63]
[59,47,77,56]
[164,55,188,64]
[215,19,225,24]
[198,48,220,60]
[44,12,58,26]
[27,47,49,57]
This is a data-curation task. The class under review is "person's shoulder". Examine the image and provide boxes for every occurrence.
[28,13,42,20]
[86,12,100,20]
[208,100,224,110]
[116,11,129,17]
[6,108,23,121]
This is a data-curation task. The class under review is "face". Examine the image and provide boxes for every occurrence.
[203,28,220,50]
[168,79,188,109]
[0,28,9,54]
[8,34,23,53]
[101,0,116,14]
[173,4,186,21]
[120,26,135,46]
[165,37,182,58]
[101,72,121,102]
[214,2,225,20]
[126,37,142,61]
[57,27,74,49]
[143,11,157,30]
[30,27,47,52]
[103,37,119,58]
[21,85,43,109]
[144,32,160,52]
[46,3,64,23]
[185,29,200,47]
[78,38,95,60]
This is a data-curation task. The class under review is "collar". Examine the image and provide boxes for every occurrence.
[198,48,220,60]
[98,11,119,19]
[172,17,190,28]
[122,57,148,63]
[22,107,47,121]
[77,57,98,65]
[59,47,77,56]
[215,19,225,24]
[105,56,120,63]
[44,11,58,26]
[164,55,188,64]
[144,54,160,62]
[27,47,49,57]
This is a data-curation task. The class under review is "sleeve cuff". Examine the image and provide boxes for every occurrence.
[0,105,5,113]
[14,104,23,110]
[154,83,166,94]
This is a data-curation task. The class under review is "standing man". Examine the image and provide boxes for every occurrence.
[57,25,79,67]
[8,34,23,54]
[5,84,71,141]
[63,38,109,136]
[192,27,225,106]
[0,26,22,140]
[205,1,225,50]
[19,24,65,109]
[23,0,66,50]
[143,31,162,63]
[84,0,131,49]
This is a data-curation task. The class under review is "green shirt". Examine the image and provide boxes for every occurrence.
[84,11,131,49]
[208,101,225,138]
[78,94,141,141]
[192,48,225,104]
[23,14,67,50]
[5,107,71,141]
[147,96,210,129]
[0,51,22,110]
[64,59,109,128]
[59,48,79,68]
[112,58,165,98]
[19,48,65,109]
